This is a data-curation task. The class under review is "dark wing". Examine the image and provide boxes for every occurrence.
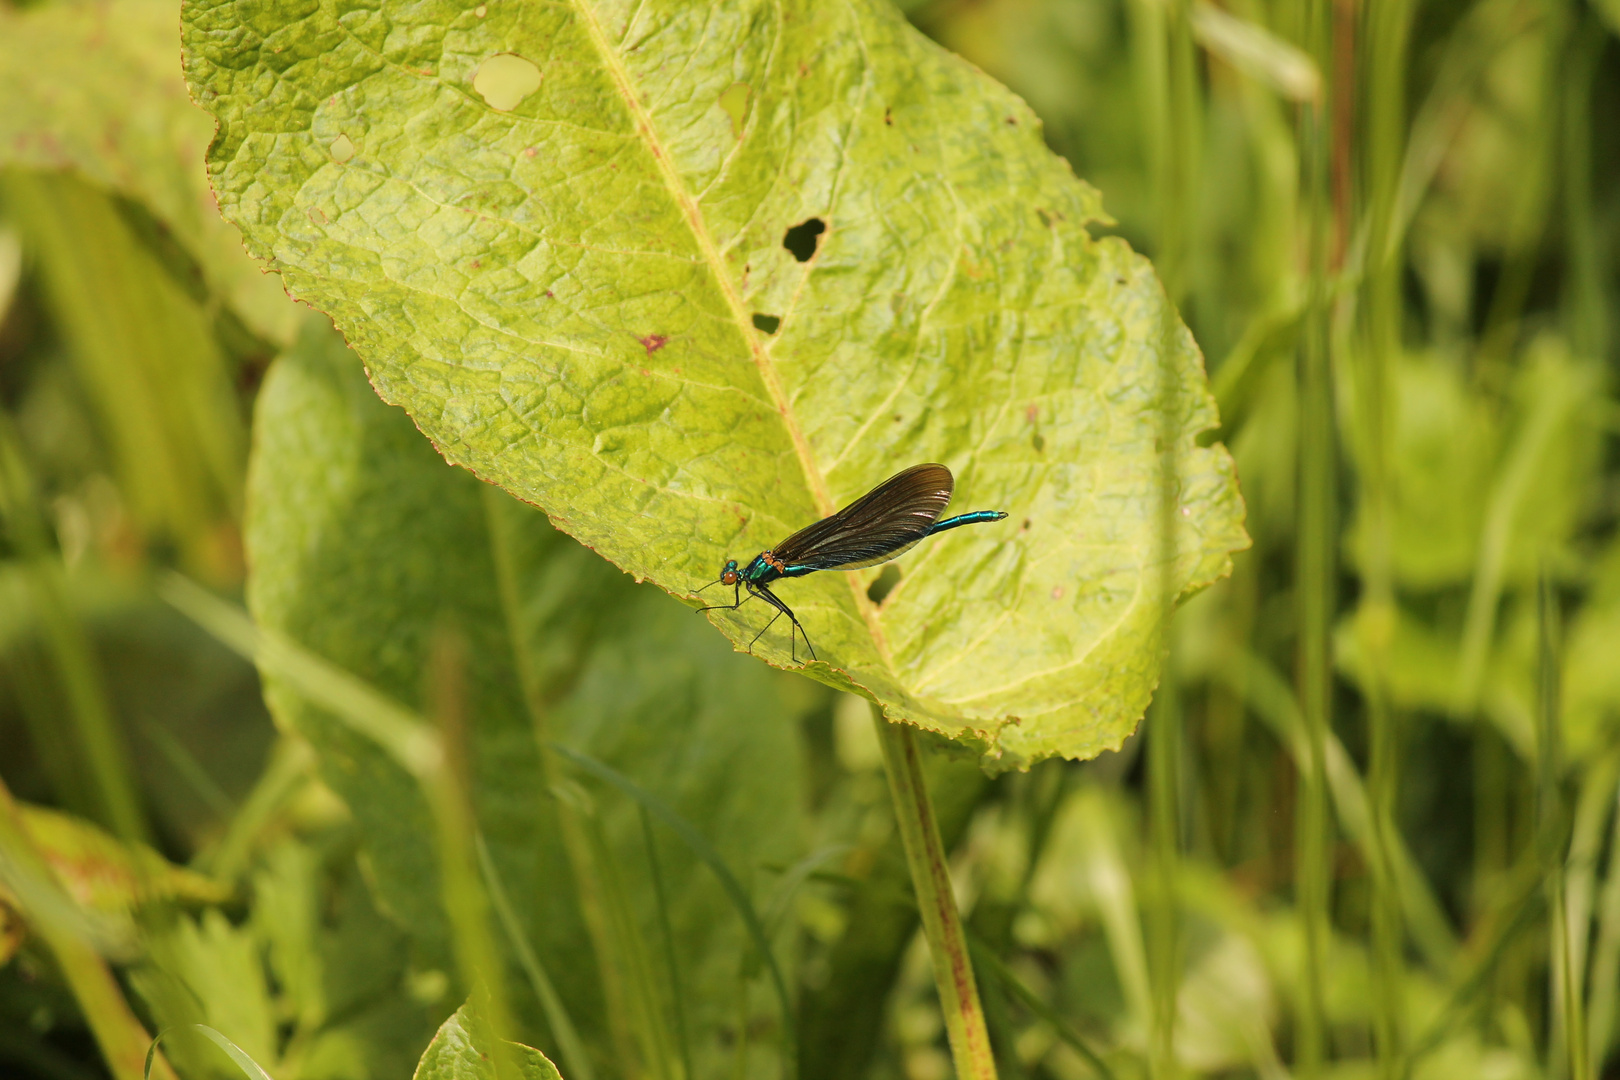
[773,464,954,573]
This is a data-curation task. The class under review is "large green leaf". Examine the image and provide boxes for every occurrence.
[245,320,807,1075]
[185,0,1246,766]
[0,0,298,348]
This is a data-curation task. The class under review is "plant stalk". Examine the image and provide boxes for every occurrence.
[1361,0,1415,1074]
[0,412,150,846]
[1294,0,1337,1072]
[872,708,997,1080]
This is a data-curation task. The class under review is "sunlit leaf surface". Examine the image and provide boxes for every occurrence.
[183,0,1246,766]
[415,1003,561,1080]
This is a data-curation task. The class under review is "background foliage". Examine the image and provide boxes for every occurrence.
[0,1,1617,1080]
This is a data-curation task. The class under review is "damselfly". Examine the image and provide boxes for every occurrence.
[695,463,1007,662]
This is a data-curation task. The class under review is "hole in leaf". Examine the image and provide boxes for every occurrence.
[329,134,356,163]
[473,53,542,111]
[752,313,780,334]
[783,218,825,262]
[866,564,901,605]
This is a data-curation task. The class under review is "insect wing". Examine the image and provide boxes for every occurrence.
[774,463,954,572]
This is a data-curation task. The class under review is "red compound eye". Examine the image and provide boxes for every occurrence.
[721,569,738,586]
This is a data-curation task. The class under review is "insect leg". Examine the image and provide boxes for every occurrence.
[748,584,816,663]
[697,582,752,614]
[747,607,785,654]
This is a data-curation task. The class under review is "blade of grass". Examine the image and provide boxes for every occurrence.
[549,741,798,1078]
[1474,0,1567,369]
[0,173,245,578]
[476,832,597,1080]
[1359,0,1417,1073]
[640,804,692,1080]
[761,845,854,934]
[1191,1,1321,102]
[197,736,315,882]
[145,1024,270,1080]
[1139,3,1198,1073]
[870,708,997,1080]
[1538,576,1589,1080]
[551,778,681,1080]
[1586,775,1620,1072]
[1403,850,1546,1074]
[0,412,151,845]
[1562,752,1618,1077]
[1293,0,1335,1071]
[1453,364,1581,714]
[1220,650,1458,970]
[159,575,439,776]
[159,575,521,1074]
[1560,8,1607,361]
[139,721,236,822]
[968,936,1118,1080]
[482,485,647,1077]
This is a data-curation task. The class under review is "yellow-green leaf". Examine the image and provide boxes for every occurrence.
[414,1002,562,1080]
[183,0,1247,767]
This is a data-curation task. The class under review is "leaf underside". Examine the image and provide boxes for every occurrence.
[184,0,1248,767]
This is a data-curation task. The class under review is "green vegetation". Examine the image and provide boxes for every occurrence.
[0,0,1616,1078]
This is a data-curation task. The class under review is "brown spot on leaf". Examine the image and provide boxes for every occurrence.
[638,334,668,354]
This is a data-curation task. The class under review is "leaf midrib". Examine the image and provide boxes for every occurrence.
[570,0,900,674]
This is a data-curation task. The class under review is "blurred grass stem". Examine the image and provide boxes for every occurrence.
[160,575,521,1075]
[429,627,521,1080]
[1135,0,1198,1074]
[1359,0,1416,1073]
[482,489,656,1076]
[640,804,693,1080]
[0,412,151,846]
[1293,0,1335,1071]
[477,832,597,1080]
[1537,577,1589,1080]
